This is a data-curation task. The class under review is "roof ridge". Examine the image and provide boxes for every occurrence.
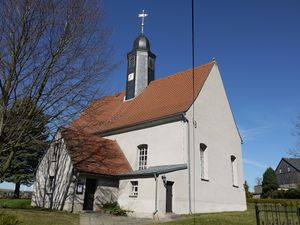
[70,60,216,134]
[91,61,215,101]
[151,60,215,83]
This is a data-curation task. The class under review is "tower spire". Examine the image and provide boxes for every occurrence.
[138,10,148,34]
[125,10,156,100]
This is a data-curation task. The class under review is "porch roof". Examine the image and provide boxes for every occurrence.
[118,163,187,179]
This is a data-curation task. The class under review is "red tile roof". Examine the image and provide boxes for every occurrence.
[71,61,215,134]
[61,128,132,176]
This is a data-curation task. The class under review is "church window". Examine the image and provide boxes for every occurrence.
[231,155,238,187]
[138,144,148,170]
[200,143,208,181]
[287,167,291,172]
[130,181,138,197]
[52,142,59,162]
[129,55,135,68]
[279,169,282,173]
[48,176,55,193]
[148,57,154,70]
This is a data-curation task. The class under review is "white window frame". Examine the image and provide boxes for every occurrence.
[231,155,238,187]
[130,181,138,197]
[200,143,209,181]
[138,144,148,170]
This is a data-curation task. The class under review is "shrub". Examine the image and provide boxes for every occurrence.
[244,181,253,198]
[270,190,285,199]
[0,213,21,225]
[267,189,300,199]
[285,189,300,199]
[102,202,131,216]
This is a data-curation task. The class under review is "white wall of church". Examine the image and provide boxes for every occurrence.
[107,121,191,217]
[31,132,76,211]
[107,121,186,168]
[117,169,190,218]
[185,63,247,213]
[106,63,246,217]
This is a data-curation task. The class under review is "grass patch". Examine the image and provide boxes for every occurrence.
[151,204,256,225]
[0,199,31,209]
[0,208,79,225]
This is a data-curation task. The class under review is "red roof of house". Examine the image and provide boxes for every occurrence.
[61,128,132,176]
[71,61,215,134]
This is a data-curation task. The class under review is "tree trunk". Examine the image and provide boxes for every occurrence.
[14,182,20,199]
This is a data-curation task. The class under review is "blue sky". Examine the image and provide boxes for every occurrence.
[1,0,299,191]
[103,0,300,190]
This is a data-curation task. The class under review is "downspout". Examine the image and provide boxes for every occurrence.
[183,115,192,214]
[153,173,158,218]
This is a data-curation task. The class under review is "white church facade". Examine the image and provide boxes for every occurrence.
[31,15,247,218]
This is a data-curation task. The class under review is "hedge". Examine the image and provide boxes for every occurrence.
[247,198,300,205]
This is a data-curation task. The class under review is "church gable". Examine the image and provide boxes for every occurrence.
[190,63,242,143]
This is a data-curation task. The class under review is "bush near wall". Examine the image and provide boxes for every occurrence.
[247,198,300,206]
[102,202,132,216]
[271,189,300,199]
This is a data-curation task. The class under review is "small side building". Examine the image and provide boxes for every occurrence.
[31,128,132,212]
[275,158,300,190]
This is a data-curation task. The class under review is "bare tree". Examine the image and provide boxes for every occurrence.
[255,177,262,186]
[0,0,114,178]
[289,115,300,157]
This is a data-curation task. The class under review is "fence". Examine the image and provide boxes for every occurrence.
[255,203,300,225]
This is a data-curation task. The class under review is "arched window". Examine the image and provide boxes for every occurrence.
[138,144,148,170]
[231,155,238,187]
[200,143,209,181]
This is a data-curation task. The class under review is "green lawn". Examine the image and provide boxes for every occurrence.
[151,204,256,225]
[0,198,31,209]
[0,198,79,225]
[0,208,79,225]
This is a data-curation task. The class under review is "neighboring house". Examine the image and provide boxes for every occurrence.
[275,158,300,190]
[253,185,262,198]
[32,23,246,218]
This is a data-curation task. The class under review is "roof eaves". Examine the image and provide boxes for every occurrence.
[117,163,188,179]
[96,112,185,137]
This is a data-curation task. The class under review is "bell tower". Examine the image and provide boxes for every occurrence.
[125,10,156,100]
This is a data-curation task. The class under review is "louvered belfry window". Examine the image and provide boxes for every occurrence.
[138,144,148,170]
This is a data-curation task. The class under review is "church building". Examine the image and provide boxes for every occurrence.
[31,11,247,218]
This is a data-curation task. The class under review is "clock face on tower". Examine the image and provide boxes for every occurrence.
[128,73,134,81]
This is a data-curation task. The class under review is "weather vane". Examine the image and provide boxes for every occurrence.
[138,10,148,34]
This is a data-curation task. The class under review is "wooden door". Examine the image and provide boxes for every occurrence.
[83,179,97,210]
[166,181,174,213]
